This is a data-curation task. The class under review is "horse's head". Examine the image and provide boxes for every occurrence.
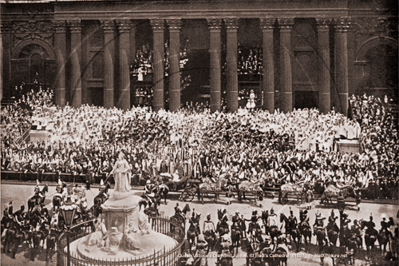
[182,203,190,213]
[280,213,286,223]
[260,211,268,222]
[43,184,49,194]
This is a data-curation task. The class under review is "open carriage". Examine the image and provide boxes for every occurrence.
[279,183,309,205]
[163,173,191,192]
[179,179,202,202]
[320,184,354,209]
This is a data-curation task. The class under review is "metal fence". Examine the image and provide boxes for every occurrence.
[57,216,186,266]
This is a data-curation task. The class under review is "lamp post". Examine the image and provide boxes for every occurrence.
[61,197,76,266]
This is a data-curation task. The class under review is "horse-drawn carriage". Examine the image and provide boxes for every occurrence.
[279,183,310,205]
[320,183,355,209]
[179,178,264,206]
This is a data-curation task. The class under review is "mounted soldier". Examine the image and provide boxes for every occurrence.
[247,213,263,244]
[267,208,280,242]
[203,213,216,251]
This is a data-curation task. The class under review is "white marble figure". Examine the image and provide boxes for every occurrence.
[109,151,131,193]
[88,219,107,247]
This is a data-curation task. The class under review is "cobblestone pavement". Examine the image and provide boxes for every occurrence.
[1,183,398,266]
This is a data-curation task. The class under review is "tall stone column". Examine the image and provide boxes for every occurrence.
[278,18,294,113]
[224,18,239,113]
[102,20,115,108]
[207,18,222,112]
[0,22,4,101]
[117,20,131,110]
[334,17,350,116]
[69,20,82,108]
[1,21,10,102]
[260,18,275,113]
[54,21,67,107]
[316,18,332,114]
[150,19,165,111]
[167,19,182,112]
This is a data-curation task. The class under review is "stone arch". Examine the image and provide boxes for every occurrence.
[12,38,55,60]
[355,36,398,62]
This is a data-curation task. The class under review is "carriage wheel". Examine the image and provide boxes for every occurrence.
[184,190,195,202]
[181,190,191,202]
[281,194,288,205]
[300,193,306,205]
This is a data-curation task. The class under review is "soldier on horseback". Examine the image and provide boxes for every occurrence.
[365,214,376,237]
[287,208,298,232]
[267,208,280,243]
[300,209,309,228]
[203,213,216,251]
[247,213,263,243]
[217,212,229,237]
[350,219,362,249]
[380,214,394,239]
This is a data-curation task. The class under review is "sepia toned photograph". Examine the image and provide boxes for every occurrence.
[0,0,398,266]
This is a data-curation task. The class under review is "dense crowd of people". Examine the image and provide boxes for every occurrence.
[1,87,398,264]
[1,88,398,200]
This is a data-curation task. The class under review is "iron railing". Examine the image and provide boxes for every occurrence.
[57,216,186,266]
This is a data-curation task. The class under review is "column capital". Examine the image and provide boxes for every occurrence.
[260,18,276,30]
[277,18,294,30]
[334,17,351,32]
[316,18,333,30]
[207,18,222,30]
[224,18,239,30]
[54,20,67,33]
[116,19,131,32]
[101,20,115,33]
[68,20,81,33]
[166,19,182,31]
[150,19,165,31]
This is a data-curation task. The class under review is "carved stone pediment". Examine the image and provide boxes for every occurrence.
[354,17,397,38]
[12,21,54,45]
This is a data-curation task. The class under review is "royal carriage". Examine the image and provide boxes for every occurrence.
[279,183,311,205]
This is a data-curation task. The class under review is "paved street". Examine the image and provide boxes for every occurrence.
[1,182,398,266]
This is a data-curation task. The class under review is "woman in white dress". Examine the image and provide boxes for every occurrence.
[109,151,131,192]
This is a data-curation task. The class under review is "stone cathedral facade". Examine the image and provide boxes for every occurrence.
[1,0,397,115]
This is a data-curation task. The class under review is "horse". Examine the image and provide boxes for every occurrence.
[313,225,328,263]
[378,228,391,256]
[4,224,31,259]
[155,183,169,205]
[29,229,45,261]
[52,193,63,212]
[94,182,110,205]
[391,225,399,261]
[298,211,312,250]
[182,204,191,221]
[344,228,362,265]
[326,218,340,247]
[279,183,307,205]
[361,220,378,259]
[198,182,217,204]
[187,213,201,252]
[170,212,185,236]
[261,210,269,235]
[320,184,353,205]
[45,229,58,262]
[280,213,300,252]
[230,219,241,256]
[237,180,263,205]
[27,184,49,212]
